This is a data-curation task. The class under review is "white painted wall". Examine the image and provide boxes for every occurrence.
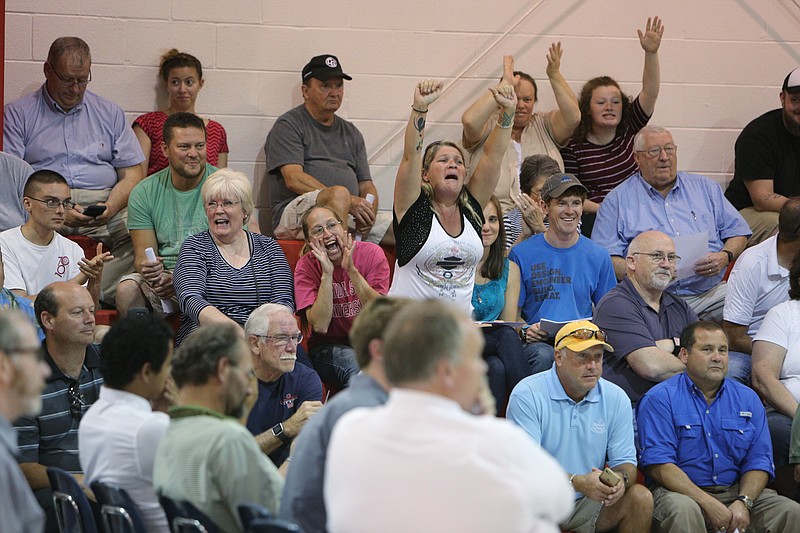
[6,1,800,227]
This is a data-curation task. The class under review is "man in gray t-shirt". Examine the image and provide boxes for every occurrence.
[264,54,391,244]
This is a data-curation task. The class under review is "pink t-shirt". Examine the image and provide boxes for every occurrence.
[294,241,390,347]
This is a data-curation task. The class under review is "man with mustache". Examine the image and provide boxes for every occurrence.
[508,320,653,533]
[637,321,800,533]
[593,125,751,324]
[725,68,800,245]
[594,231,698,407]
[244,303,323,468]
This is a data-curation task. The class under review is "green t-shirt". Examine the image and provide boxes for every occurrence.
[127,164,218,269]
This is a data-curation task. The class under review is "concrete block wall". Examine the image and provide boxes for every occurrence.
[6,1,800,227]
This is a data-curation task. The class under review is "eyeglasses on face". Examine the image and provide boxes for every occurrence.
[205,200,240,211]
[308,220,342,239]
[50,66,92,88]
[555,328,608,349]
[253,333,304,347]
[26,196,76,210]
[636,145,677,159]
[67,381,85,421]
[632,251,681,264]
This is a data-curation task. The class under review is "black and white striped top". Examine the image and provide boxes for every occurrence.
[173,230,295,345]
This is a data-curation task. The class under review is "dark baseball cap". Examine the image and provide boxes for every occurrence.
[783,68,800,94]
[302,55,352,82]
[540,173,588,201]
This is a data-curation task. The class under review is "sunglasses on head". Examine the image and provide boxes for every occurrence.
[555,328,607,349]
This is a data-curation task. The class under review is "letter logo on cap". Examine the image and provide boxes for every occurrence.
[326,57,338,68]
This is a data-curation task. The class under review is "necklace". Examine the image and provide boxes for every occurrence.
[217,232,248,267]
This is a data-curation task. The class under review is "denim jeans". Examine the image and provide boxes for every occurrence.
[522,341,555,375]
[481,325,532,409]
[309,343,359,390]
[726,350,751,386]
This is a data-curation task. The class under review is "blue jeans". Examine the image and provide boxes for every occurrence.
[767,409,792,468]
[522,341,555,375]
[726,350,751,386]
[481,326,532,409]
[309,343,359,390]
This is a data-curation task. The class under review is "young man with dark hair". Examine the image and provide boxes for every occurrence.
[510,172,616,375]
[79,315,175,532]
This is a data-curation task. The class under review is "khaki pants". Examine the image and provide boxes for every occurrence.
[652,484,800,533]
[59,188,134,305]
[739,207,778,248]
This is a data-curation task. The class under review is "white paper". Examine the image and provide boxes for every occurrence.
[672,231,708,281]
[144,247,174,314]
[354,193,375,242]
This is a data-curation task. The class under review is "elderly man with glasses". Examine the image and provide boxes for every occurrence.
[592,125,751,322]
[593,231,710,413]
[508,319,654,533]
[14,281,102,533]
[244,303,323,469]
[3,36,144,306]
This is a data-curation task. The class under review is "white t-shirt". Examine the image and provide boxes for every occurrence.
[325,388,573,533]
[723,235,790,337]
[79,387,170,532]
[0,226,83,294]
[754,299,800,402]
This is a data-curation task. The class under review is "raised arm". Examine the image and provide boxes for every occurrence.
[637,16,664,116]
[467,84,517,207]
[461,55,516,149]
[545,43,580,144]
[394,80,444,222]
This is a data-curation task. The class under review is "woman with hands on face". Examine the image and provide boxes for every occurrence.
[294,206,390,389]
[389,72,517,314]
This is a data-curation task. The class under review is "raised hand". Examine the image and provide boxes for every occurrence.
[489,82,517,113]
[501,54,517,87]
[545,42,564,78]
[637,16,664,54]
[339,232,356,273]
[413,79,444,111]
[78,243,113,281]
[308,235,335,275]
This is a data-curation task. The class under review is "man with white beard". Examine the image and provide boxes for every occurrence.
[593,231,698,406]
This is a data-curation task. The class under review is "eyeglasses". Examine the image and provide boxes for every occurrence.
[67,381,85,421]
[636,145,677,159]
[10,346,45,362]
[632,251,681,264]
[253,333,304,347]
[555,328,607,349]
[308,220,342,238]
[26,196,75,210]
[205,200,240,211]
[50,66,92,88]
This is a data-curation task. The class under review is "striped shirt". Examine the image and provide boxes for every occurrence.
[561,96,651,203]
[173,230,295,345]
[14,343,103,473]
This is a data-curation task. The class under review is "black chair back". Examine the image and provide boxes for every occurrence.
[237,502,272,530]
[246,517,302,533]
[90,481,148,533]
[158,495,220,533]
[47,467,99,533]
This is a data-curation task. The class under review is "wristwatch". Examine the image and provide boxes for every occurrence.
[271,422,291,444]
[735,494,754,511]
[723,249,734,265]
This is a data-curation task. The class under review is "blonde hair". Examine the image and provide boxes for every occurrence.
[201,168,254,221]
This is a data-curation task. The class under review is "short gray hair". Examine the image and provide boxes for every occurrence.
[171,323,244,387]
[633,125,671,152]
[47,37,91,65]
[382,300,466,386]
[201,168,255,221]
[0,310,31,354]
[244,303,294,337]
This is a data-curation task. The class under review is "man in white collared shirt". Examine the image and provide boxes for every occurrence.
[79,315,175,533]
[325,299,573,533]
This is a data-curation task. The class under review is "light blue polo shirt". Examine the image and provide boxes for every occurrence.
[508,366,636,499]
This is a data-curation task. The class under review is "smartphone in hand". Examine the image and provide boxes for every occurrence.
[599,467,621,487]
[83,204,107,218]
